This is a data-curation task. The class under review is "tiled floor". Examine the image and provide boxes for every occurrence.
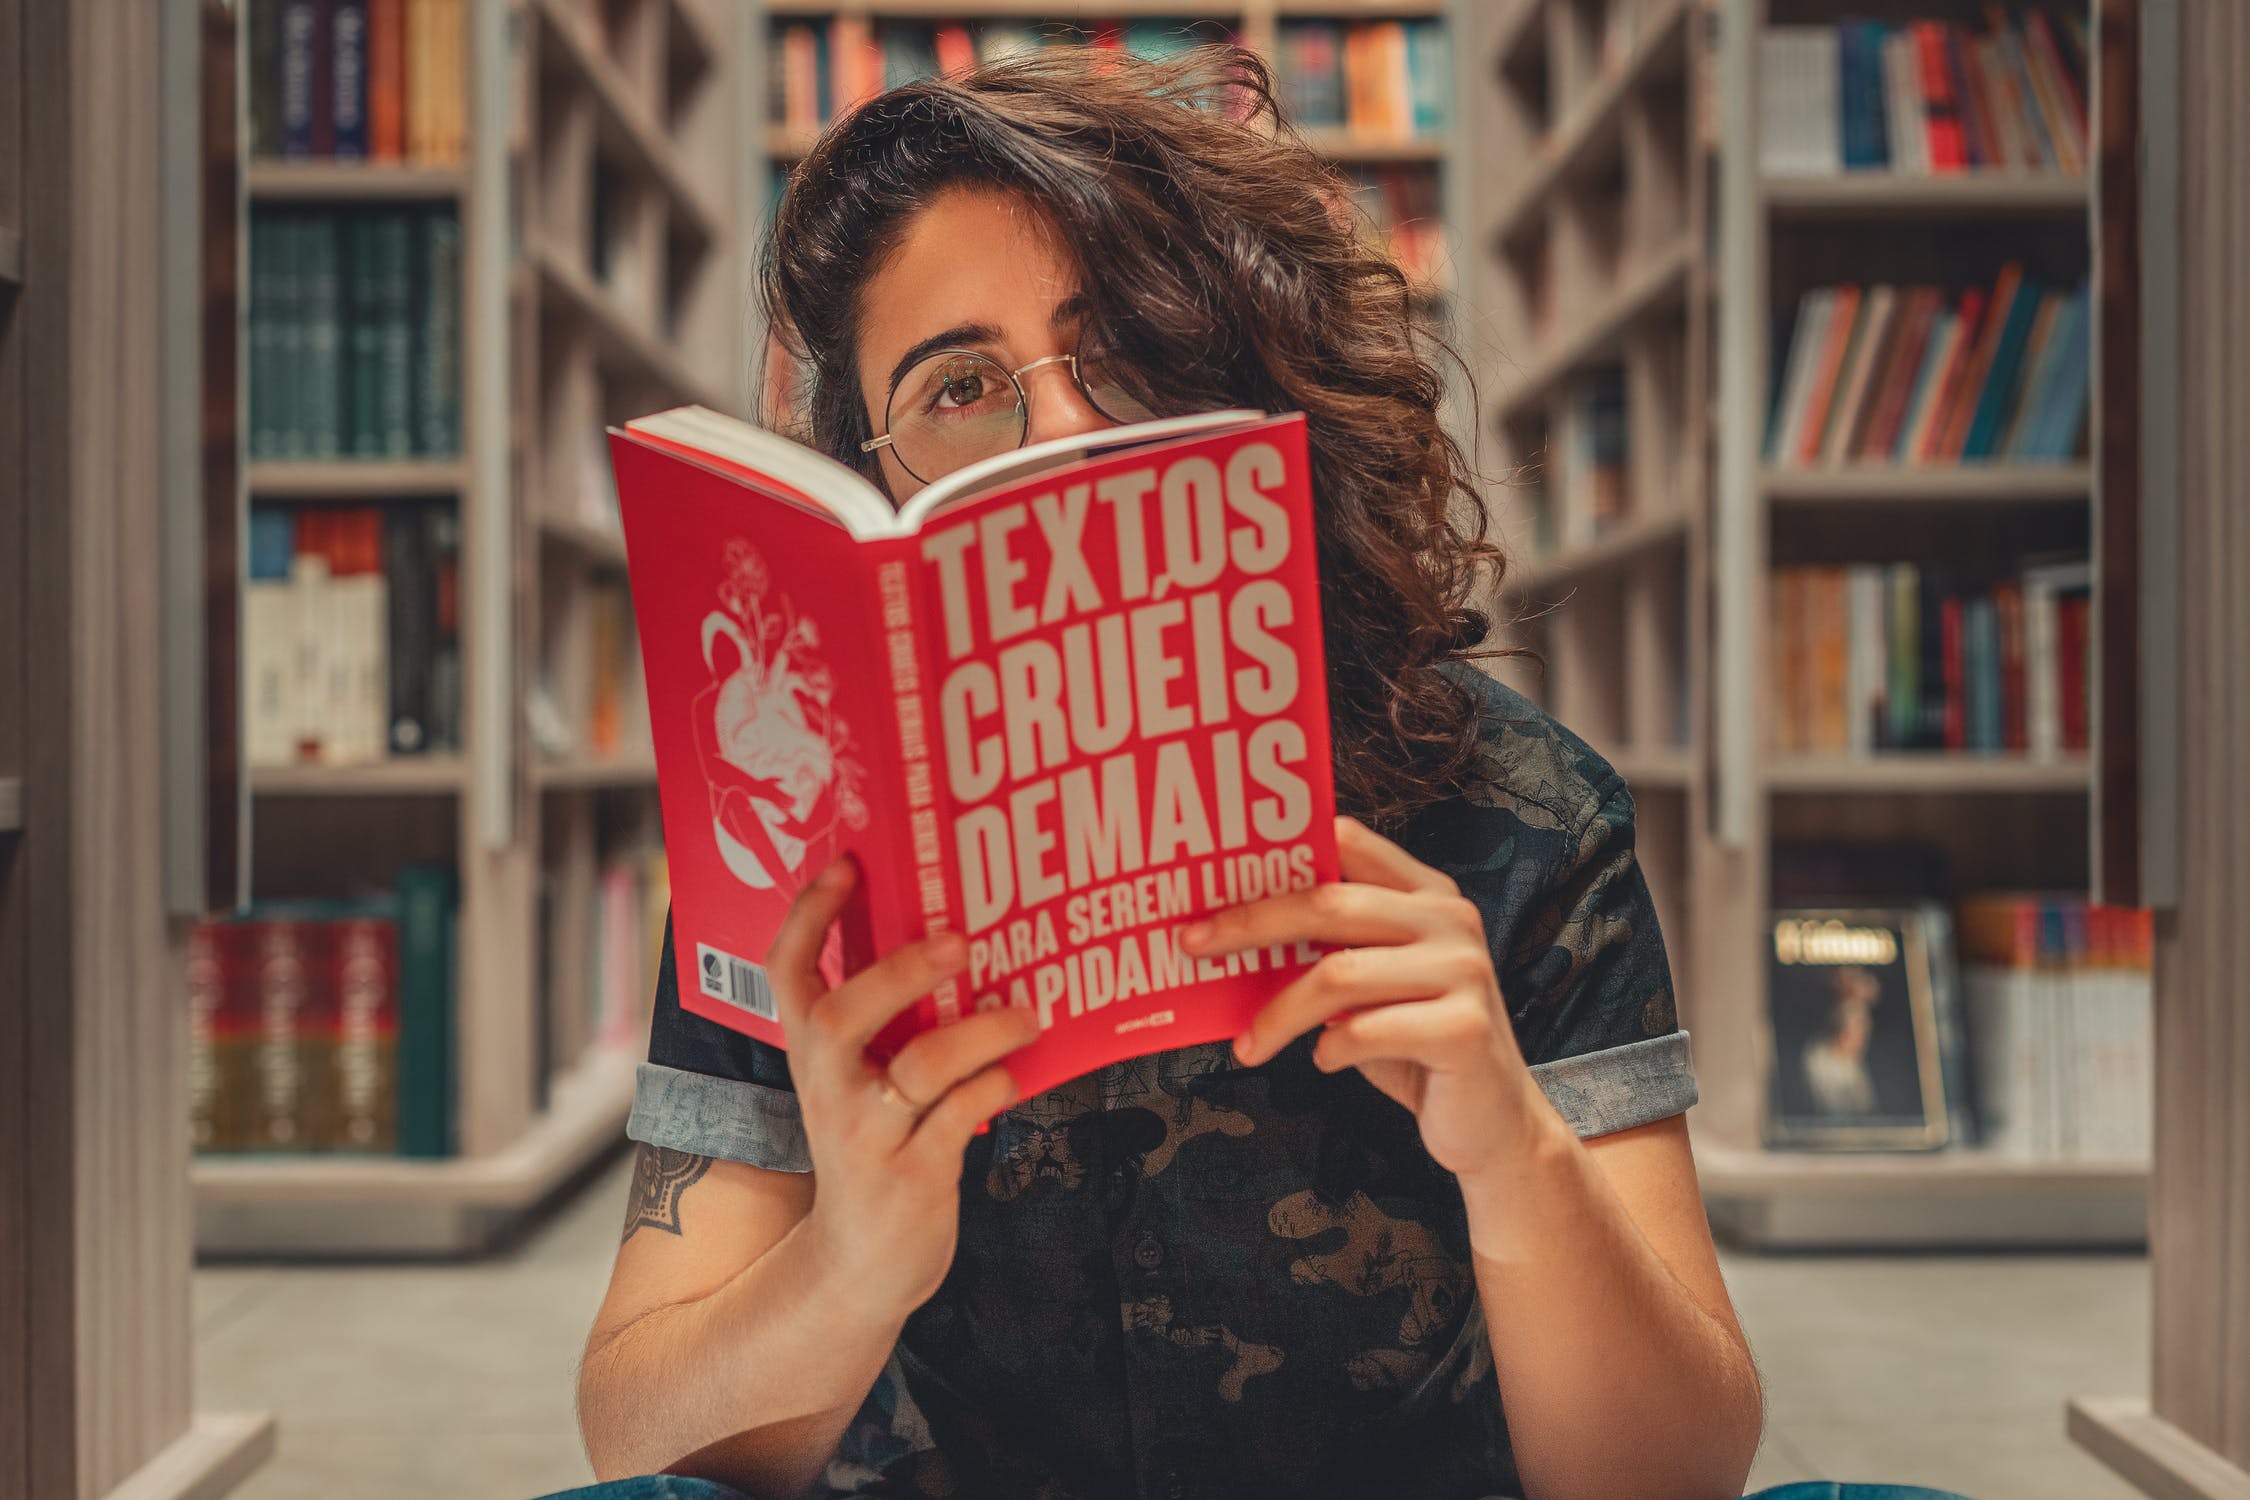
[196,1148,2151,1500]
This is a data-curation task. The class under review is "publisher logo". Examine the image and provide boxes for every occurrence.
[695,942,777,1021]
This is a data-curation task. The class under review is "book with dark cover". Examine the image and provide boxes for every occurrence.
[383,503,433,754]
[395,863,460,1157]
[425,506,463,751]
[415,209,462,455]
[1762,906,1952,1150]
[332,0,369,157]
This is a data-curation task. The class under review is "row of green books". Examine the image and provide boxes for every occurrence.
[248,205,462,461]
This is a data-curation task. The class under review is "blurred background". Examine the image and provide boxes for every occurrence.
[3,2,2245,1499]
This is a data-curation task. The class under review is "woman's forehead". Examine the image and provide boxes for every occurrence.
[859,187,1083,354]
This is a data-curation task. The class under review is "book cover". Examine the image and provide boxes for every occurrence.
[1913,22,1966,172]
[279,0,320,158]
[383,503,433,754]
[246,508,300,767]
[368,0,405,159]
[395,862,458,1157]
[1762,908,1952,1150]
[611,409,1340,1102]
[330,911,400,1151]
[246,916,330,1150]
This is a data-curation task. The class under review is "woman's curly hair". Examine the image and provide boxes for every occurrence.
[760,44,1507,832]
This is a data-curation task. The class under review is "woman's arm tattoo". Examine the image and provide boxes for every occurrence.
[623,1144,715,1243]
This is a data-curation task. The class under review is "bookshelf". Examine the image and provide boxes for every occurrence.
[1472,1,2133,1247]
[195,0,748,1256]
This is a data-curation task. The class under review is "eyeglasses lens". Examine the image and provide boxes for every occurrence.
[886,351,1027,483]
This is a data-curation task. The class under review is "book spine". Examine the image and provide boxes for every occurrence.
[1940,593,1966,751]
[250,919,319,1149]
[345,214,381,456]
[1887,562,1918,749]
[1914,22,1965,171]
[332,0,368,158]
[873,541,963,1029]
[250,0,284,158]
[302,213,342,458]
[188,920,232,1152]
[416,209,462,456]
[330,914,400,1151]
[377,212,415,456]
[425,505,462,750]
[279,0,319,157]
[385,503,432,754]
[289,510,330,761]
[368,0,404,159]
[394,863,458,1157]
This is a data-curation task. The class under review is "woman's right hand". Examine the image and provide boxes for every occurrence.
[765,855,1040,1319]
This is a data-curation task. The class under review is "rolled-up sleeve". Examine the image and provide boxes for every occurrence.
[629,907,813,1173]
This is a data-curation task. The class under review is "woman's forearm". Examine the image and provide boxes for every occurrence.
[579,1212,909,1496]
[1461,1104,1763,1500]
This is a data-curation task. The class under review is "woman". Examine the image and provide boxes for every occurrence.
[574,45,1762,1500]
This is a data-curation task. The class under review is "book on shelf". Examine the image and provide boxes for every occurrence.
[187,862,459,1157]
[1767,557,2089,758]
[249,204,463,460]
[1958,894,2153,1161]
[1552,370,1628,549]
[1762,905,1966,1150]
[1342,165,1448,296]
[1765,269,2090,468]
[1276,19,1449,141]
[608,406,1338,1101]
[245,500,462,768]
[1759,9,2088,178]
[251,0,462,165]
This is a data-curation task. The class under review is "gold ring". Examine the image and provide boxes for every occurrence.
[877,1075,925,1118]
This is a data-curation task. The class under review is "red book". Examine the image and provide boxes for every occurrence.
[1943,25,1997,169]
[933,23,976,77]
[1993,579,2026,751]
[1794,285,1864,466]
[1858,288,1940,460]
[609,407,1340,1103]
[329,914,400,1152]
[1935,266,2023,461]
[2058,590,2089,751]
[368,0,405,160]
[1906,286,1987,460]
[1915,22,1967,171]
[1940,593,1966,752]
[244,918,332,1151]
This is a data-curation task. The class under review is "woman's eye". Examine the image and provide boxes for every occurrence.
[935,372,987,408]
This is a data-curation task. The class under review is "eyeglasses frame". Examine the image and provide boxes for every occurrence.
[859,345,1132,483]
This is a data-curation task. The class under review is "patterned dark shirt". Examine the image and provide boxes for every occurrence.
[629,669,1698,1500]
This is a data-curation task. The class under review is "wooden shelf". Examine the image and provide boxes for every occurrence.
[1494,235,1697,421]
[1608,745,1697,790]
[530,238,728,410]
[1489,0,1692,245]
[0,227,20,288]
[246,459,468,499]
[246,160,467,200]
[535,753,659,791]
[531,0,723,246]
[193,1045,638,1257]
[1507,508,1690,595]
[1763,463,2094,504]
[1763,172,2089,217]
[538,510,630,567]
[1694,1137,2146,1249]
[0,776,19,833]
[249,755,467,798]
[1297,129,1446,163]
[761,0,1241,13]
[1763,754,2092,794]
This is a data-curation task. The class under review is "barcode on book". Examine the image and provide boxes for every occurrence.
[695,942,776,1021]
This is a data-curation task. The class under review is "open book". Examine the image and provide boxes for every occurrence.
[608,406,1338,1099]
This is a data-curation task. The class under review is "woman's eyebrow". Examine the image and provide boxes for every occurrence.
[886,323,1002,392]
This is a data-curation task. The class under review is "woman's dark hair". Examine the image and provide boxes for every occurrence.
[760,43,1507,831]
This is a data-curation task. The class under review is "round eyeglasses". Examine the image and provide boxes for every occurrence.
[860,336,1160,484]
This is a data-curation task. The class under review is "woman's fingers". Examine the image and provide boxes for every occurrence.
[765,858,858,1028]
[906,1062,1024,1165]
[882,1005,1041,1110]
[1234,944,1475,1066]
[809,930,972,1059]
[1180,879,1456,960]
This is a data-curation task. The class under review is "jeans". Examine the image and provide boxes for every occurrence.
[539,1483,1977,1500]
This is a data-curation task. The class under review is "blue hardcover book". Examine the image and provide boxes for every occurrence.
[1405,20,1451,136]
[1965,596,2000,751]
[1999,293,2063,458]
[248,507,297,584]
[331,0,367,157]
[1277,22,1345,129]
[2030,287,2092,460]
[1840,23,1891,170]
[278,0,318,157]
[1961,278,2043,459]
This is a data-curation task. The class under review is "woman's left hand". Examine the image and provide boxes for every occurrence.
[1179,816,1555,1181]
